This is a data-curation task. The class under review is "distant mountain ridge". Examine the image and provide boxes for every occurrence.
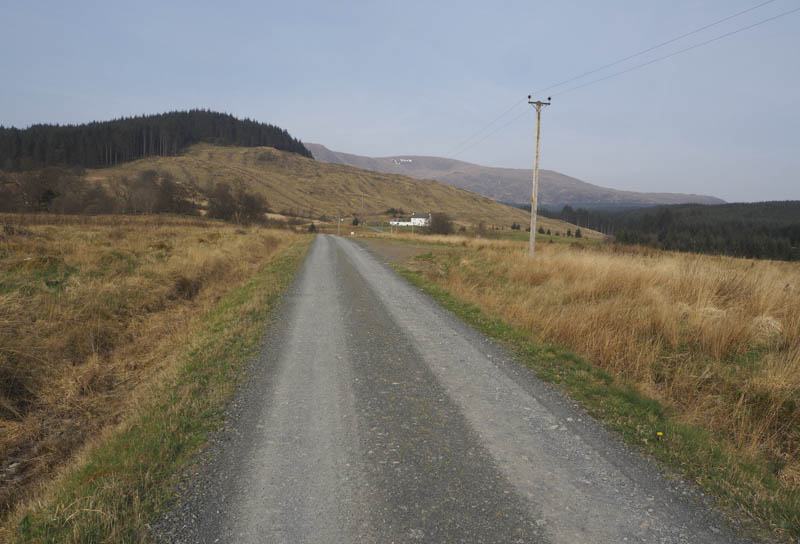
[305,143,725,208]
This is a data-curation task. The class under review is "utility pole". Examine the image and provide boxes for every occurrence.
[337,209,341,236]
[343,191,367,229]
[528,95,551,258]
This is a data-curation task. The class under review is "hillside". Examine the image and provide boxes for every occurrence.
[86,143,539,227]
[0,110,311,171]
[305,143,725,208]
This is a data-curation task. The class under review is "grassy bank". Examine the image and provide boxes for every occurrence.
[0,214,311,542]
[393,236,799,541]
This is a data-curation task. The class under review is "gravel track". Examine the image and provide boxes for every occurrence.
[155,235,753,544]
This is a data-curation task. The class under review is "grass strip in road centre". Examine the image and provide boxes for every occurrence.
[11,237,312,544]
[398,266,799,543]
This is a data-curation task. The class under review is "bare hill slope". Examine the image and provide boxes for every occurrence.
[91,144,535,226]
[305,143,725,208]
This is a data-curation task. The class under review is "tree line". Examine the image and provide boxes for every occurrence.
[539,202,800,261]
[0,110,311,171]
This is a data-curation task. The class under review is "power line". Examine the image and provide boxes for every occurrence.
[444,0,798,161]
[457,4,800,155]
[444,98,526,158]
[446,0,783,160]
[530,0,781,96]
[451,108,532,159]
[553,5,800,97]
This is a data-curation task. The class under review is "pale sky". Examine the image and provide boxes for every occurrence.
[2,0,798,202]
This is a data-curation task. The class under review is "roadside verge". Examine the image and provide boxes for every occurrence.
[396,258,798,544]
[6,237,312,543]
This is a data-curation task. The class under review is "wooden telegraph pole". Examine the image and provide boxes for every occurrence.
[342,191,367,231]
[528,95,551,258]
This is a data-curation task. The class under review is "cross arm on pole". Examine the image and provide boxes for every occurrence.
[528,95,552,106]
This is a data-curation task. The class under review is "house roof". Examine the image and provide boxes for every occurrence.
[411,213,430,219]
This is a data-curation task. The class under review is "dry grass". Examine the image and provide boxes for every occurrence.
[0,213,301,519]
[399,236,799,529]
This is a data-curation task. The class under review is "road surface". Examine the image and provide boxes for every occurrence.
[156,235,751,544]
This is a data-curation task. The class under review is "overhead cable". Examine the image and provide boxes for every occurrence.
[530,0,781,96]
[552,5,800,97]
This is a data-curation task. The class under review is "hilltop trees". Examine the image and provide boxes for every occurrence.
[0,110,311,172]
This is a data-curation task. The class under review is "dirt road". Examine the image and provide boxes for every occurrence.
[156,235,750,543]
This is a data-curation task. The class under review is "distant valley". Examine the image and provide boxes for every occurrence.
[305,143,725,208]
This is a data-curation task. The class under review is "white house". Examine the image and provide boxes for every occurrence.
[389,212,431,227]
[410,213,431,227]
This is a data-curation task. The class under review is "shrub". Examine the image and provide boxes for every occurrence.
[206,182,268,224]
[428,212,454,235]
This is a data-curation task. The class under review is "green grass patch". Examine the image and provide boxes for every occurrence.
[398,266,800,542]
[13,238,312,543]
[0,261,79,295]
[475,228,592,244]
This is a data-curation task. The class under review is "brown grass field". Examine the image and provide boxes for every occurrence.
[378,232,799,538]
[4,211,795,538]
[0,213,303,521]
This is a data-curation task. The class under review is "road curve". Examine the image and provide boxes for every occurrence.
[155,234,751,544]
